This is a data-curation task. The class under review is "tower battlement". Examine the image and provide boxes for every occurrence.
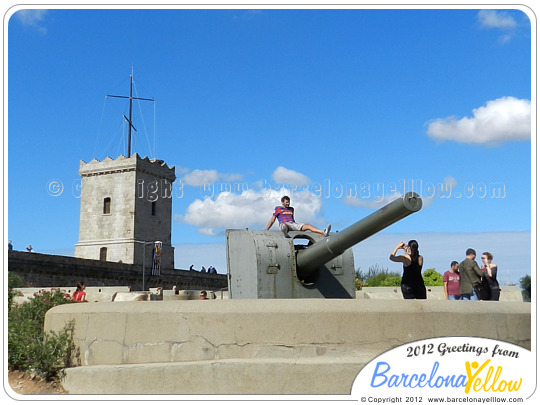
[79,154,176,182]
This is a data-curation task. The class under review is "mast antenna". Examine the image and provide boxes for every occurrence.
[106,67,155,157]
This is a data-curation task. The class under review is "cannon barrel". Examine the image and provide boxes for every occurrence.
[296,192,422,275]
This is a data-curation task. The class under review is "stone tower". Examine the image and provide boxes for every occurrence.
[74,154,176,271]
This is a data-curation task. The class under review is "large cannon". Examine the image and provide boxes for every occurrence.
[226,192,422,299]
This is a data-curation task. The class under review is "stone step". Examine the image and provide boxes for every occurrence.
[63,356,375,395]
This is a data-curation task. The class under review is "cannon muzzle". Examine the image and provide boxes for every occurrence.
[296,192,422,276]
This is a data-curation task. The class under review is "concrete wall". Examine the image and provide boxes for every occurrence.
[45,299,531,394]
[8,250,227,292]
[11,286,131,305]
[13,284,522,305]
[12,287,221,305]
[357,285,524,301]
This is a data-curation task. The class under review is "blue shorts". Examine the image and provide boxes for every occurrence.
[459,292,478,301]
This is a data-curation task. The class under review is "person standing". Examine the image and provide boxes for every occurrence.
[390,240,426,299]
[265,196,331,237]
[481,252,500,301]
[443,261,461,300]
[458,248,485,300]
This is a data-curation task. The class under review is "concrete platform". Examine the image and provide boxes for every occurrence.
[44,299,531,395]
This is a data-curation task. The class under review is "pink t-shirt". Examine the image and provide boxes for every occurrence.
[443,271,460,296]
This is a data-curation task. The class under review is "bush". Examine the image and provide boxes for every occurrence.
[355,265,444,288]
[356,264,390,283]
[356,265,401,287]
[379,275,402,287]
[520,275,531,302]
[8,273,26,311]
[422,269,443,286]
[8,285,80,381]
[366,271,401,286]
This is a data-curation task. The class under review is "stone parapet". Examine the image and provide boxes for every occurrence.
[12,286,132,305]
[79,154,175,181]
[8,250,227,291]
[45,300,531,365]
[45,299,531,394]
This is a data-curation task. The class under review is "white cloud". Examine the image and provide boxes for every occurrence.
[477,10,517,30]
[222,173,244,182]
[426,97,531,144]
[182,169,220,186]
[477,10,519,44]
[179,187,324,236]
[272,166,311,186]
[419,177,457,208]
[343,192,402,209]
[181,169,243,187]
[177,166,322,235]
[176,166,190,175]
[443,176,458,190]
[233,10,262,21]
[14,10,48,33]
[342,177,458,209]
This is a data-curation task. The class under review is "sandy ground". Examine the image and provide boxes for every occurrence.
[7,370,68,395]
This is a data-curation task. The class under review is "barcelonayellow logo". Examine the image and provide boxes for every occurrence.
[351,337,533,400]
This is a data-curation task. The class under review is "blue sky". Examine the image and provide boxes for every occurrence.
[5,6,534,284]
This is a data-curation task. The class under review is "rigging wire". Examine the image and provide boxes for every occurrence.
[154,101,157,158]
[132,79,155,158]
[101,115,127,159]
[93,96,109,159]
[91,70,158,160]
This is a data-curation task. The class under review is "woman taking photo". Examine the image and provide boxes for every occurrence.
[390,240,426,299]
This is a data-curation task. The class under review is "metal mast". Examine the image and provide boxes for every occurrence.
[107,67,155,157]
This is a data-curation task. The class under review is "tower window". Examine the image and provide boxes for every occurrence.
[151,201,157,216]
[103,197,111,214]
[100,247,107,261]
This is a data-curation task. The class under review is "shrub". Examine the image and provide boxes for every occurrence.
[8,273,26,311]
[356,265,444,288]
[422,269,444,286]
[379,275,402,287]
[8,286,79,381]
[358,264,401,287]
[520,275,531,302]
[356,264,391,284]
